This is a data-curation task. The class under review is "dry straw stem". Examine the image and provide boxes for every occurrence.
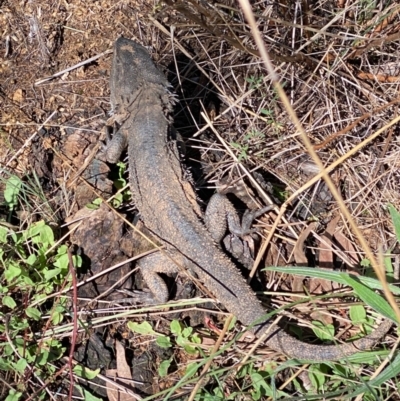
[34,49,113,86]
[238,0,400,322]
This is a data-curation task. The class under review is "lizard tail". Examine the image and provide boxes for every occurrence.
[262,318,392,361]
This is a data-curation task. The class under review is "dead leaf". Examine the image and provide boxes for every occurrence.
[318,215,340,269]
[106,340,137,401]
[13,88,24,103]
[310,310,333,326]
[294,222,317,266]
[307,216,341,293]
[333,230,359,267]
[292,222,317,293]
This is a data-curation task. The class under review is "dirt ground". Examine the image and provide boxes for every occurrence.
[1,0,400,399]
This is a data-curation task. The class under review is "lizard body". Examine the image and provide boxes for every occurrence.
[107,37,392,361]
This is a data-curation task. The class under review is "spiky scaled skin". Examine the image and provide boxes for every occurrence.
[107,37,392,361]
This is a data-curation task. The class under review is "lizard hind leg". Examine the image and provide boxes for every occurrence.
[205,193,273,268]
[205,193,273,242]
[135,251,188,304]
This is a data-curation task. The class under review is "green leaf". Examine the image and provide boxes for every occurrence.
[349,304,366,324]
[260,108,273,116]
[4,175,22,211]
[86,198,102,210]
[181,327,192,338]
[340,274,396,321]
[4,262,22,282]
[384,254,394,275]
[0,357,11,371]
[185,362,200,379]
[191,333,201,344]
[0,226,8,243]
[5,389,23,401]
[175,334,186,347]
[311,321,335,341]
[156,336,172,349]
[36,350,49,366]
[251,372,272,399]
[53,254,69,271]
[388,204,400,242]
[56,245,68,256]
[227,316,237,331]
[127,321,156,335]
[112,193,124,208]
[43,268,62,281]
[308,364,327,391]
[25,221,52,244]
[73,365,100,379]
[25,254,37,266]
[35,224,54,246]
[14,358,28,373]
[74,385,103,401]
[73,255,82,269]
[26,307,41,321]
[114,178,127,190]
[360,258,371,267]
[264,266,400,295]
[3,295,17,309]
[9,230,19,245]
[51,310,64,325]
[170,320,183,335]
[158,359,172,377]
[183,344,198,355]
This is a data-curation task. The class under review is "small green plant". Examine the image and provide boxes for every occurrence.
[243,129,265,143]
[260,108,284,132]
[358,0,377,23]
[231,142,249,161]
[128,319,202,381]
[0,175,81,400]
[235,363,289,399]
[311,321,335,341]
[245,75,263,90]
[169,320,201,354]
[230,129,266,162]
[128,319,201,356]
[111,161,131,208]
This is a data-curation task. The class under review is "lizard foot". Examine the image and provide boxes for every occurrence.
[205,193,273,241]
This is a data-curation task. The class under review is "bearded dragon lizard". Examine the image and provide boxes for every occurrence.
[105,37,392,361]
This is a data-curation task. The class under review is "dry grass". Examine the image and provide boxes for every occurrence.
[1,0,400,399]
